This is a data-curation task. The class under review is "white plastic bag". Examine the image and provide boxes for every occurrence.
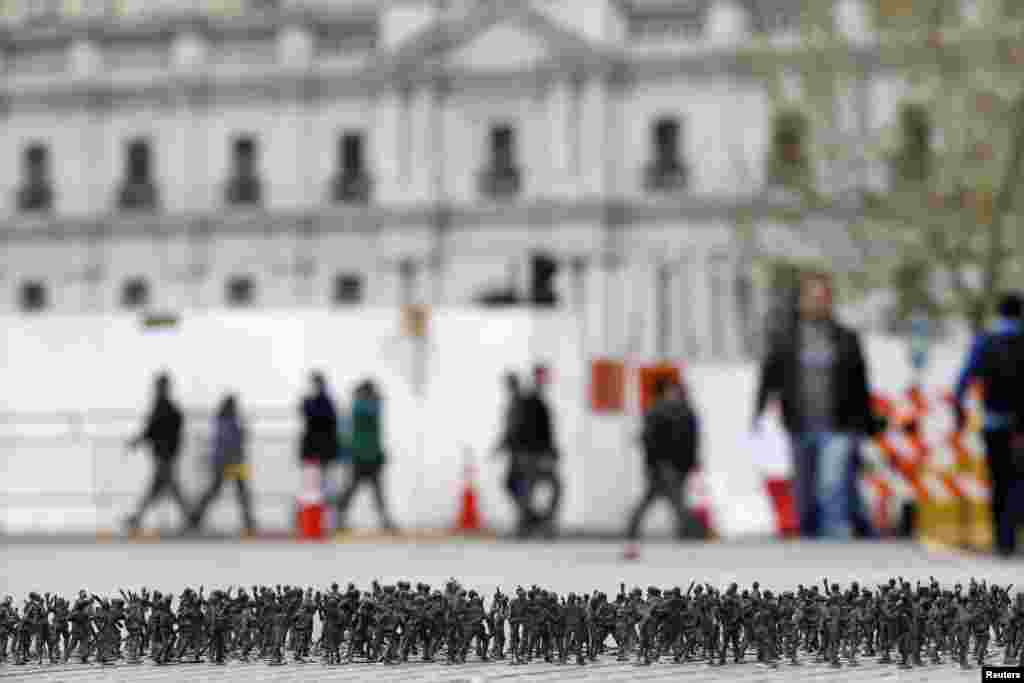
[750,409,793,479]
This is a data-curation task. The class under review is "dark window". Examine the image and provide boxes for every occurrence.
[890,104,932,185]
[628,2,709,39]
[332,272,364,305]
[120,277,150,309]
[744,0,801,34]
[226,275,256,306]
[645,117,689,192]
[118,138,158,210]
[226,135,262,206]
[492,125,515,171]
[766,110,809,188]
[479,124,521,199]
[529,251,559,307]
[332,132,372,204]
[19,280,48,312]
[398,259,417,305]
[17,143,54,212]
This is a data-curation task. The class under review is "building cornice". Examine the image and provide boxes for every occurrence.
[0,194,858,244]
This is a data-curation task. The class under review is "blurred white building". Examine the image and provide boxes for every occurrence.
[0,0,915,361]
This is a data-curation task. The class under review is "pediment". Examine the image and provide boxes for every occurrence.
[447,18,553,71]
[376,0,614,80]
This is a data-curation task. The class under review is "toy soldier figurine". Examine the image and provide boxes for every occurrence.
[777,592,800,665]
[0,596,14,663]
[291,598,316,662]
[612,587,635,662]
[464,591,490,661]
[346,598,375,662]
[488,589,508,659]
[152,596,177,664]
[208,591,234,664]
[122,591,147,664]
[823,591,844,667]
[1005,592,1024,664]
[22,593,49,665]
[320,594,344,665]
[590,592,616,660]
[717,583,742,665]
[508,587,527,664]
[971,590,992,666]
[372,589,401,663]
[561,593,588,664]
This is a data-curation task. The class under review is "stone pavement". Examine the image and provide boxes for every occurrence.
[0,655,999,683]
[1,537,1019,682]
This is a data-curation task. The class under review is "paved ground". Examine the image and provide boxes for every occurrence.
[1,537,1020,682]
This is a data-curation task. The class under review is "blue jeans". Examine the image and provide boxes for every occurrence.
[794,430,857,539]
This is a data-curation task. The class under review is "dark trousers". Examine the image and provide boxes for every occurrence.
[983,430,1019,556]
[131,458,189,524]
[507,454,563,536]
[190,467,255,531]
[336,464,395,530]
[626,464,693,540]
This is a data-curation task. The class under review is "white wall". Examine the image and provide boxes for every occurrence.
[0,307,973,537]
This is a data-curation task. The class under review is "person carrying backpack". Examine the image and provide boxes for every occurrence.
[954,292,1024,557]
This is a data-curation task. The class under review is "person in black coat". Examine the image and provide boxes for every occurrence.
[124,373,188,532]
[753,271,883,539]
[515,365,563,538]
[299,371,339,471]
[492,371,532,534]
[625,377,701,542]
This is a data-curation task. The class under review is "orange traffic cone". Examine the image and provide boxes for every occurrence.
[297,462,326,542]
[456,448,483,534]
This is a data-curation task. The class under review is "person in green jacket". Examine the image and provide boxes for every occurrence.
[335,380,397,532]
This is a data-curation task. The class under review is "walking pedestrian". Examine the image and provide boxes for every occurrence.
[124,373,189,532]
[335,380,397,532]
[187,393,256,535]
[516,364,562,539]
[624,377,702,558]
[753,270,884,539]
[299,371,339,473]
[953,291,1024,557]
[492,371,532,535]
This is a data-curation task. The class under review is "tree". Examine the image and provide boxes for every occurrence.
[738,0,1024,333]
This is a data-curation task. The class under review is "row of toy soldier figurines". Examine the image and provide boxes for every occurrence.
[1,577,1023,669]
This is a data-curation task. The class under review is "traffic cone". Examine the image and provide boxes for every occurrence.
[455,448,483,534]
[764,477,799,538]
[297,462,326,541]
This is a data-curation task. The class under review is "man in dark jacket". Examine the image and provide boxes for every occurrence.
[754,271,882,539]
[516,365,562,538]
[625,378,701,545]
[299,371,339,471]
[125,373,188,532]
[493,372,532,535]
[953,292,1024,557]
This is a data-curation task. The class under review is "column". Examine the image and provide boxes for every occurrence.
[655,261,672,359]
[547,77,571,196]
[638,263,659,360]
[579,76,607,199]
[692,247,713,362]
[373,89,404,205]
[409,85,437,203]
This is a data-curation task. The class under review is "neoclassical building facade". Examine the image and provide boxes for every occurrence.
[1,0,1001,360]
